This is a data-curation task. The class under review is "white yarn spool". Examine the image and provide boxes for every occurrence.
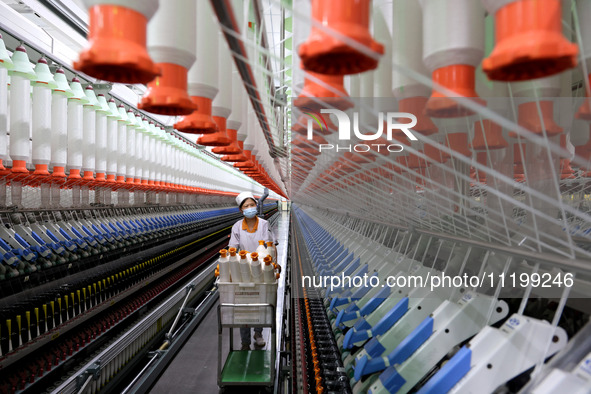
[67,81,85,171]
[106,99,119,178]
[227,71,243,131]
[82,86,100,174]
[212,35,233,118]
[512,75,561,100]
[178,141,184,187]
[171,138,178,186]
[571,119,590,147]
[156,126,164,184]
[164,138,171,186]
[32,83,52,166]
[420,0,485,71]
[292,0,311,97]
[183,151,189,186]
[373,0,393,99]
[0,67,7,162]
[250,123,259,157]
[50,71,70,171]
[359,71,375,125]
[95,94,110,176]
[392,0,430,99]
[153,131,160,182]
[117,105,128,179]
[147,0,196,69]
[345,74,360,97]
[237,95,249,143]
[142,121,151,182]
[9,74,31,163]
[188,0,219,99]
[126,110,136,180]
[135,115,144,181]
[481,0,520,15]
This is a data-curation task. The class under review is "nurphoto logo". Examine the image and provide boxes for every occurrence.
[304,108,419,153]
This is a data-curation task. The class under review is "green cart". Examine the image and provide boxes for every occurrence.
[217,303,276,391]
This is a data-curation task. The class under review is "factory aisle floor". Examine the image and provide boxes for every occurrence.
[149,212,290,393]
[148,299,273,394]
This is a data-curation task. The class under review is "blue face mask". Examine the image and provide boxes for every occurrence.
[243,207,257,218]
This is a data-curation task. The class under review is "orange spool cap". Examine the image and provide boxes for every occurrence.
[576,74,591,121]
[174,96,217,133]
[74,3,160,84]
[424,141,450,163]
[197,109,231,147]
[51,166,67,180]
[446,133,472,158]
[472,119,508,150]
[482,0,578,82]
[397,97,437,136]
[512,101,563,137]
[11,160,28,174]
[426,65,486,118]
[298,0,384,75]
[212,128,241,155]
[139,63,196,115]
[293,73,353,111]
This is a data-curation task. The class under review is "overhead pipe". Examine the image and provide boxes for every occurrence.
[75,0,160,84]
[139,0,197,115]
[298,0,384,75]
[175,0,219,133]
[210,0,277,153]
[421,0,486,118]
[482,0,578,82]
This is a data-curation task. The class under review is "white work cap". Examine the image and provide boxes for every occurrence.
[236,192,256,208]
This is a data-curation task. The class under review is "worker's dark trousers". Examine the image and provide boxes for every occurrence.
[241,327,263,345]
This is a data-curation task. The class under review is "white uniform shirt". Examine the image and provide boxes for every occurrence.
[228,217,275,253]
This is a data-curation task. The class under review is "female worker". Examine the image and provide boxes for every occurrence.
[229,191,276,350]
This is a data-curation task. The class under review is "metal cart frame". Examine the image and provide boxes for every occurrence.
[217,303,276,389]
